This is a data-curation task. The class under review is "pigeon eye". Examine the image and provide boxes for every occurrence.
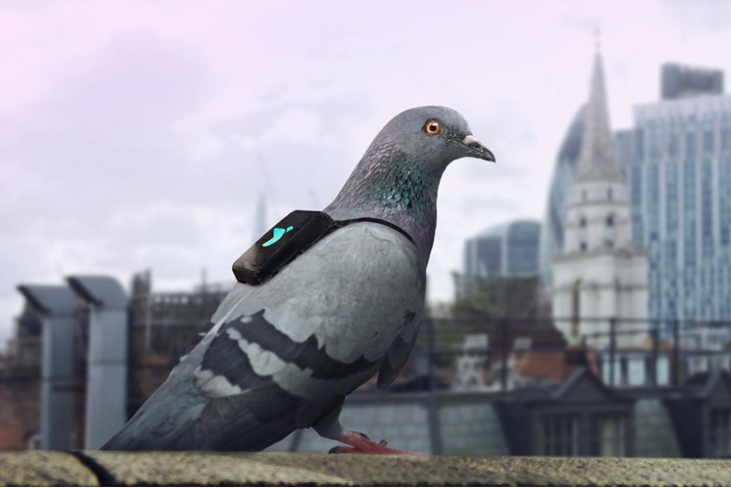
[424,120,442,135]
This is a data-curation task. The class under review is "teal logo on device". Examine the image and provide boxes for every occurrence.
[262,226,294,247]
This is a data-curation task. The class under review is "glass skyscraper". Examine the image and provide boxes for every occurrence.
[620,79,731,322]
[463,220,542,278]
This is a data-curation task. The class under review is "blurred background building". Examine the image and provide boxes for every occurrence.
[457,220,546,318]
[541,62,731,334]
[0,271,230,450]
[552,51,648,348]
[463,220,542,279]
[620,65,731,330]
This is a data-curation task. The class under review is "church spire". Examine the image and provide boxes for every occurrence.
[574,49,623,183]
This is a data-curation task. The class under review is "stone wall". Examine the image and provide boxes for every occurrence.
[3,451,731,486]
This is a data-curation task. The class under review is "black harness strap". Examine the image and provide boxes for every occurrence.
[232,210,414,286]
[335,217,415,246]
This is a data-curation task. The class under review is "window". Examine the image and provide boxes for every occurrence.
[590,415,626,456]
[668,121,678,159]
[685,118,697,159]
[605,215,615,248]
[619,356,629,386]
[542,415,579,456]
[582,190,588,202]
[579,217,588,251]
[710,409,731,458]
[478,237,501,277]
[607,188,613,200]
[571,280,581,337]
[703,118,715,157]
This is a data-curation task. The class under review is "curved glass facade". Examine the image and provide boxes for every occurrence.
[539,105,586,287]
[463,220,541,279]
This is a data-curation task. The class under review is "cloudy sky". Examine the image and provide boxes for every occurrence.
[1,0,730,344]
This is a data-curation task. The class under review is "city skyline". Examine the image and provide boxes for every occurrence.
[542,61,731,326]
[5,1,731,346]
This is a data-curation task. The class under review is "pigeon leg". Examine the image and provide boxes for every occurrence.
[328,431,421,455]
[312,404,421,455]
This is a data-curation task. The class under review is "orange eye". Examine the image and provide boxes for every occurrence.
[424,120,442,135]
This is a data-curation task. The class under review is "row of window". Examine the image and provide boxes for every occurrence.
[542,409,731,458]
[542,414,626,457]
[636,115,731,164]
[624,142,731,321]
[577,215,616,251]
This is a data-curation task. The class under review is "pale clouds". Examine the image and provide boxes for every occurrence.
[0,0,727,344]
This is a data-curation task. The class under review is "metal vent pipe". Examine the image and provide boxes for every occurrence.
[16,284,77,450]
[66,275,128,449]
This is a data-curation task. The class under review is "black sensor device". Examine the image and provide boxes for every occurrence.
[232,210,414,286]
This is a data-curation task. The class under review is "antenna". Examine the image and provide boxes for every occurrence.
[256,153,277,207]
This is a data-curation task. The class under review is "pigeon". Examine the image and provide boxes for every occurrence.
[101,106,495,454]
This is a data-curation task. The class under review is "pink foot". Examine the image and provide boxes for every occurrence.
[329,432,422,455]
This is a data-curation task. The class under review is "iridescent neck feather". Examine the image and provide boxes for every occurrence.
[325,139,444,261]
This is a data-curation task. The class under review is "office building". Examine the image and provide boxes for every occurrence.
[620,64,731,327]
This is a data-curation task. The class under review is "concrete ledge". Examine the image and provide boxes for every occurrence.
[1,451,731,486]
[0,451,97,486]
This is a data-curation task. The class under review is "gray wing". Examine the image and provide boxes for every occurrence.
[376,311,420,390]
[102,222,425,451]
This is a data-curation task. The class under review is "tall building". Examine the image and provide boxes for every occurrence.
[459,220,544,316]
[619,64,731,325]
[542,60,731,331]
[661,63,724,101]
[552,51,648,346]
[463,220,542,279]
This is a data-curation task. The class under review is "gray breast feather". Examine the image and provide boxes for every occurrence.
[194,222,425,400]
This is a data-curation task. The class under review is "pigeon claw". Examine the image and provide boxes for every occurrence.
[329,445,358,454]
[329,431,423,455]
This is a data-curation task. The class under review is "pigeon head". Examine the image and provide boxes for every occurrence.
[369,106,495,170]
[326,106,494,260]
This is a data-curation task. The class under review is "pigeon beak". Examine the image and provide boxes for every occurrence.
[461,135,496,163]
